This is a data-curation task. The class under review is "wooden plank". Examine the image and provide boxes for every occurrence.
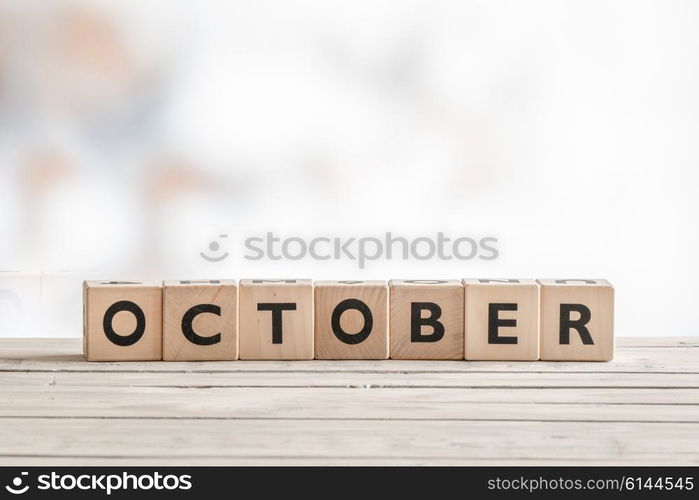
[1,370,698,388]
[0,418,696,464]
[2,381,698,404]
[1,386,697,422]
[616,337,699,347]
[0,338,697,465]
[0,347,698,374]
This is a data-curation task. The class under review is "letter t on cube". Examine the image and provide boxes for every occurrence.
[239,279,313,360]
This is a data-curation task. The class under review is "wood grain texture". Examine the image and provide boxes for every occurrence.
[238,279,313,360]
[539,279,614,361]
[0,419,697,465]
[83,281,162,361]
[464,279,539,360]
[1,338,697,465]
[163,280,238,361]
[389,280,463,360]
[3,385,699,421]
[314,281,388,359]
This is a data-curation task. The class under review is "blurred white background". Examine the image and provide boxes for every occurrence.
[0,0,697,337]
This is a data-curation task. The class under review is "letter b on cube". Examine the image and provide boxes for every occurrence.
[389,280,464,359]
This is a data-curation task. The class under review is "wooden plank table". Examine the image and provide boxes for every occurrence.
[0,337,697,465]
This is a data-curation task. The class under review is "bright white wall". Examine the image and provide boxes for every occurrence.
[0,1,697,337]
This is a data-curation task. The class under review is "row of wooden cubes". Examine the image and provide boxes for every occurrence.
[83,279,614,361]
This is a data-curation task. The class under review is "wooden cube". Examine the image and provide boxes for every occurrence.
[464,279,539,360]
[239,279,313,360]
[538,279,614,361]
[83,281,162,361]
[389,280,464,360]
[163,280,238,361]
[315,281,388,359]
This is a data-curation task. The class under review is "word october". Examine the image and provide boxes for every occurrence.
[82,279,614,362]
